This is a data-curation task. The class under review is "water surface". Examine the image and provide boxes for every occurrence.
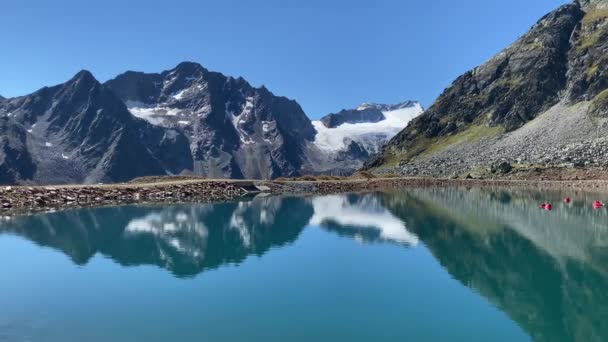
[1,188,607,341]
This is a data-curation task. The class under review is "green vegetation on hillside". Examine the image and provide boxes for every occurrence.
[582,8,608,26]
[589,88,608,116]
[379,123,505,167]
[577,8,608,50]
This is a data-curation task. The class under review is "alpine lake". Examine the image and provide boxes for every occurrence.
[1,187,607,341]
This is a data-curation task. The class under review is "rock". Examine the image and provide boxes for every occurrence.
[255,185,272,192]
[491,161,513,174]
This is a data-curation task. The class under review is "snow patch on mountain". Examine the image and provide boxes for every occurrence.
[312,102,423,152]
[172,89,187,100]
[126,100,185,126]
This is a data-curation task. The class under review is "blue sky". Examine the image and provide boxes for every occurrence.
[2,0,568,119]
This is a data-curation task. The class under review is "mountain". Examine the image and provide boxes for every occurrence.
[0,62,420,184]
[365,1,608,177]
[0,71,192,184]
[309,100,423,174]
[105,61,422,178]
[105,62,316,179]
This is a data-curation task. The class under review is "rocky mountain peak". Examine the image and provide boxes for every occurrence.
[164,61,208,84]
[104,62,318,179]
[57,70,106,109]
[173,61,206,73]
[320,100,422,129]
[320,106,385,129]
[0,70,193,184]
[365,1,608,179]
[66,70,99,90]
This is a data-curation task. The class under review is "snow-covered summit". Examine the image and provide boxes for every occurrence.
[312,100,424,153]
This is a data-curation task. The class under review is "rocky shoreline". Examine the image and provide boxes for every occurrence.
[0,180,249,216]
[4,176,608,216]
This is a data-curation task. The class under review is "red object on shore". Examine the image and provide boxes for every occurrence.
[544,204,553,211]
[539,203,547,209]
[563,197,571,204]
[593,201,604,209]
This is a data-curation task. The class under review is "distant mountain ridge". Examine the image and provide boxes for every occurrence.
[0,63,421,184]
[319,100,420,128]
[310,100,423,174]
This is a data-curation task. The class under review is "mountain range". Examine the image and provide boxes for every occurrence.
[3,0,606,184]
[365,0,608,177]
[0,62,421,184]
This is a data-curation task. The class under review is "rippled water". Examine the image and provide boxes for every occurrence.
[1,188,607,341]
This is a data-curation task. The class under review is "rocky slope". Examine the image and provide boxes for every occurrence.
[366,0,608,178]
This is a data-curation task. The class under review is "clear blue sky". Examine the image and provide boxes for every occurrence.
[1,0,569,119]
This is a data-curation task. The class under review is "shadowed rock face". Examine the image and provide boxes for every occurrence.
[104,62,423,179]
[366,1,608,173]
[0,116,36,183]
[0,71,193,184]
[320,107,386,128]
[105,62,316,180]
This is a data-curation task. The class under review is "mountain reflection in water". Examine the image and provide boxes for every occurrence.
[1,188,608,341]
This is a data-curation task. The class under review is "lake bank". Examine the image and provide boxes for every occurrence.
[4,175,608,216]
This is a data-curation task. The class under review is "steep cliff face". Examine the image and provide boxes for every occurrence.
[568,1,608,104]
[105,62,423,178]
[0,71,192,184]
[366,1,608,177]
[105,62,316,179]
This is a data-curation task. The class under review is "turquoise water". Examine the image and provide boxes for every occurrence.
[1,188,607,341]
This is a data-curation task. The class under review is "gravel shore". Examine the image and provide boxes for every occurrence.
[3,175,608,216]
